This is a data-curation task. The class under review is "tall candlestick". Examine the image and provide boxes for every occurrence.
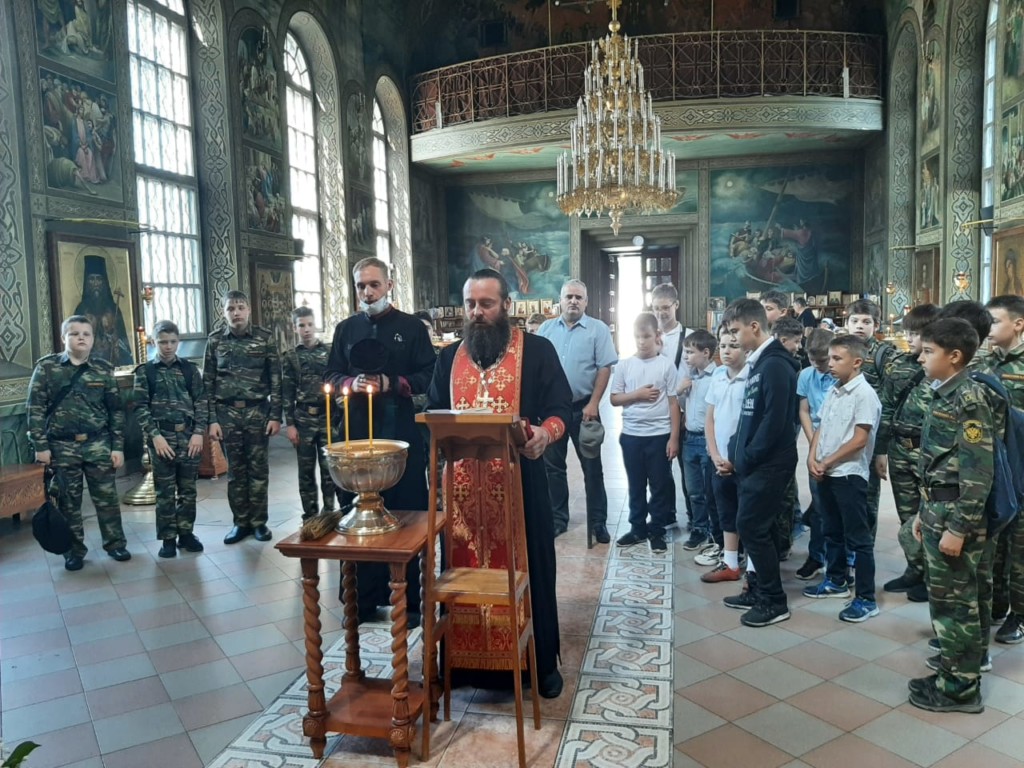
[367,385,374,449]
[342,386,350,445]
[323,383,332,447]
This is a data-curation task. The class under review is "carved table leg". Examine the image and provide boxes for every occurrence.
[389,560,412,768]
[299,558,327,759]
[341,560,363,682]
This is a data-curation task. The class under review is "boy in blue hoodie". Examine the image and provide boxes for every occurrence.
[722,299,800,627]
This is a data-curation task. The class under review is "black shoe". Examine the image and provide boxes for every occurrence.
[253,524,272,542]
[795,558,823,580]
[993,602,1010,622]
[908,676,984,714]
[741,599,791,627]
[177,533,204,552]
[884,572,923,593]
[64,553,84,571]
[592,524,610,544]
[683,531,709,551]
[407,612,422,630]
[224,526,253,544]
[906,582,929,602]
[357,604,380,624]
[553,524,568,538]
[928,637,941,652]
[158,539,177,558]
[908,673,938,695]
[649,534,667,553]
[107,547,131,562]
[724,572,758,610]
[778,548,791,562]
[925,644,992,672]
[996,612,1024,644]
[617,531,646,546]
[538,668,563,699]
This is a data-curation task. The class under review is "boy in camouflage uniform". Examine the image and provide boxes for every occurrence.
[282,307,335,520]
[983,294,1024,645]
[845,299,898,534]
[878,303,941,602]
[204,291,282,544]
[134,320,208,558]
[909,318,994,714]
[27,315,130,570]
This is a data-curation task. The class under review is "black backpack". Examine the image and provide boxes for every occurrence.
[33,467,73,555]
[143,358,199,401]
[970,371,1024,536]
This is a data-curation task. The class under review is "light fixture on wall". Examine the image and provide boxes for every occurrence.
[953,269,971,293]
[885,281,897,296]
[556,0,679,235]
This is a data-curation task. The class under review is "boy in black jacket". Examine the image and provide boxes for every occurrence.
[722,299,801,627]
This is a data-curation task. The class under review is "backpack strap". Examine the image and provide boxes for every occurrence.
[893,367,926,423]
[145,358,198,401]
[44,364,88,427]
[675,327,685,369]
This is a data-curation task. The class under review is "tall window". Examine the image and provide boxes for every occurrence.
[372,99,391,266]
[982,0,999,302]
[284,34,323,327]
[127,0,204,335]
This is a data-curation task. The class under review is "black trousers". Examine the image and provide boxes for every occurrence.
[736,460,795,606]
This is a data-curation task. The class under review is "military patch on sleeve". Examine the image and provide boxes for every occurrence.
[963,420,984,444]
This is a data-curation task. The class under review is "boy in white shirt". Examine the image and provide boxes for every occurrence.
[804,334,883,622]
[610,312,680,554]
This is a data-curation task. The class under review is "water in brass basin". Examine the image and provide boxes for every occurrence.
[323,440,408,535]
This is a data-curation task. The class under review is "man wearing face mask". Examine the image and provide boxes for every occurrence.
[324,257,437,622]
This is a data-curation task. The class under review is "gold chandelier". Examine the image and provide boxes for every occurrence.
[557,0,680,235]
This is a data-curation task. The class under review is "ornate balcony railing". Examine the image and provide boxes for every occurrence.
[410,30,883,135]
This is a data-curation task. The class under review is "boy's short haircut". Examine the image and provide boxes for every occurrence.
[793,295,807,308]
[61,314,92,336]
[291,306,315,323]
[986,294,1024,319]
[829,333,869,361]
[806,327,835,358]
[651,283,679,303]
[684,328,718,355]
[903,303,941,332]
[634,311,659,334]
[846,298,881,324]
[723,298,768,328]
[760,289,790,309]
[772,317,804,339]
[153,320,180,337]
[938,300,993,346]
[527,313,547,325]
[222,289,249,307]
[717,321,736,339]
[921,317,980,364]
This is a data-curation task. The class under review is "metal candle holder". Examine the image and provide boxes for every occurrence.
[323,440,408,535]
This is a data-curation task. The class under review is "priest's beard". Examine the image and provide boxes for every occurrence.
[464,313,512,369]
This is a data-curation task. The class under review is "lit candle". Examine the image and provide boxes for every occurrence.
[342,386,350,446]
[323,383,332,447]
[367,385,374,449]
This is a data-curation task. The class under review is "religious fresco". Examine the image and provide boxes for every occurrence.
[669,169,699,214]
[866,239,886,299]
[1003,0,1024,105]
[39,67,121,202]
[345,89,369,183]
[35,0,116,82]
[864,143,886,234]
[709,164,853,300]
[237,26,281,150]
[446,180,570,303]
[920,38,941,155]
[920,153,941,230]
[244,147,285,233]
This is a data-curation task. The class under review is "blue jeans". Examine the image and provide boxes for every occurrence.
[544,401,608,529]
[820,474,875,601]
[682,432,713,538]
[620,433,675,538]
[806,474,826,563]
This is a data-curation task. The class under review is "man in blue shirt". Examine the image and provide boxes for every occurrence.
[539,279,618,544]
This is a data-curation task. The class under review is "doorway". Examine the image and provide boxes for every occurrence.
[599,242,682,355]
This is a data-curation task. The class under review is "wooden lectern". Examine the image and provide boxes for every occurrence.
[415,411,540,768]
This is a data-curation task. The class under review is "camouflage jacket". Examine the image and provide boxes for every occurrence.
[863,336,898,392]
[133,357,209,441]
[203,325,282,424]
[981,341,1024,410]
[26,353,125,452]
[282,341,330,426]
[918,369,995,537]
[878,351,925,455]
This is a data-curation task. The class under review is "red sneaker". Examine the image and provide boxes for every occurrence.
[701,562,742,583]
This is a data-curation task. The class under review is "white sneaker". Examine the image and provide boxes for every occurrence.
[694,543,722,566]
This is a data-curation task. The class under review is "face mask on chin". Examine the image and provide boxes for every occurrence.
[359,296,390,316]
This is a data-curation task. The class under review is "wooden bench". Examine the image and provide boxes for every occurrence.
[0,464,45,522]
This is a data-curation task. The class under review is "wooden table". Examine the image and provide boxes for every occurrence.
[275,512,430,767]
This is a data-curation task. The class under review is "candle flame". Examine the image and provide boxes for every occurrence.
[342,386,349,396]
[323,383,332,394]
[367,385,373,395]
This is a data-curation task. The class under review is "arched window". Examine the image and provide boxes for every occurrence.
[982,0,998,302]
[127,0,204,335]
[372,99,391,266]
[284,33,323,328]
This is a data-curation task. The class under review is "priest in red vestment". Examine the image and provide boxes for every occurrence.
[427,269,572,698]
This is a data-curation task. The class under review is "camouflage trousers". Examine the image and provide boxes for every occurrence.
[920,499,985,699]
[992,515,1024,615]
[889,447,925,578]
[774,471,798,556]
[217,403,270,528]
[293,413,335,518]
[50,435,126,557]
[151,430,201,540]
[866,462,881,538]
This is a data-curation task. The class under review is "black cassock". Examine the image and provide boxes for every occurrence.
[324,307,436,612]
[427,331,572,678]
